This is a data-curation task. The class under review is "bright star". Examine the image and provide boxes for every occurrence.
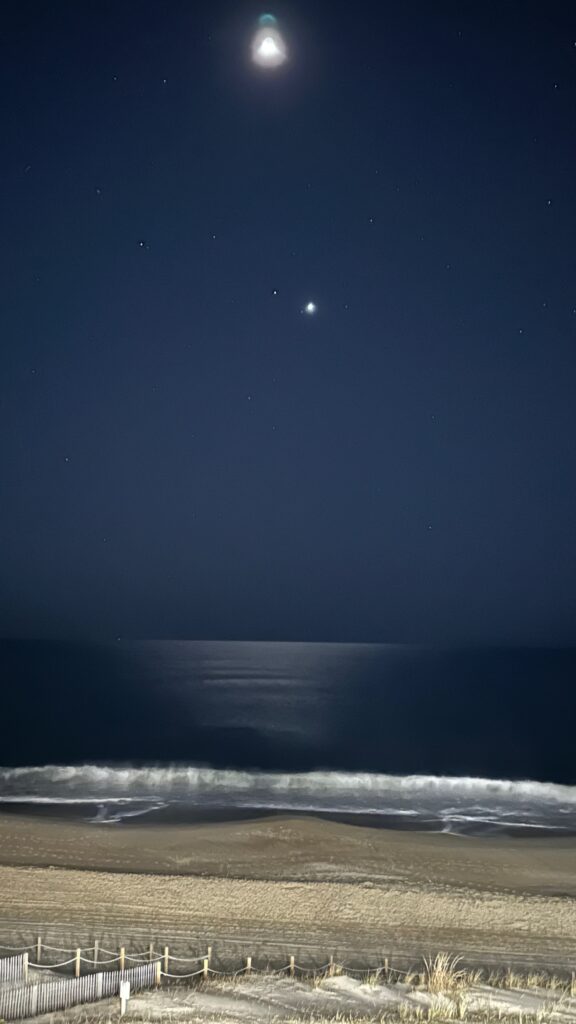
[304,302,317,315]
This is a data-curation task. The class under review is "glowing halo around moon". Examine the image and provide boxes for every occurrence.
[252,14,287,68]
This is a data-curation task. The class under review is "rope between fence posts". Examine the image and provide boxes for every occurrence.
[0,944,36,951]
[125,950,161,958]
[28,958,78,969]
[79,955,120,964]
[95,946,128,956]
[39,945,79,953]
[167,953,208,962]
[160,969,205,978]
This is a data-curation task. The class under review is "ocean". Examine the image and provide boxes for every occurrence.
[1,639,575,836]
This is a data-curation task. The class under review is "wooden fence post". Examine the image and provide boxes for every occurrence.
[289,955,295,978]
[148,942,154,962]
[203,957,209,979]
[155,960,162,987]
[163,946,169,975]
[23,952,29,982]
[75,948,81,978]
[207,945,212,964]
[94,939,99,965]
[384,957,389,976]
[119,946,125,971]
[36,936,42,964]
[246,956,252,976]
[329,955,334,977]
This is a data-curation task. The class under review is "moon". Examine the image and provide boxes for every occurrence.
[252,16,287,67]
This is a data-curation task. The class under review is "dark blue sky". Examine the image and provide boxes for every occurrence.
[1,0,575,644]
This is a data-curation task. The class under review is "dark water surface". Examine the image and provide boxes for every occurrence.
[1,639,575,835]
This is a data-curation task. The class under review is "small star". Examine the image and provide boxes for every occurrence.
[31,368,37,375]
[519,328,524,334]
[546,199,552,206]
[445,263,451,270]
[427,524,433,531]
[211,233,217,240]
[271,288,278,296]
[369,216,375,224]
[95,187,102,196]
[303,301,317,315]
[162,78,167,85]
[64,456,71,463]
[138,239,149,249]
[113,75,118,82]
[24,165,31,174]
[247,394,252,401]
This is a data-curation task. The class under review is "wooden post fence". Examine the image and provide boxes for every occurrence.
[203,957,209,979]
[246,956,252,976]
[36,936,42,964]
[149,943,154,962]
[163,947,169,975]
[289,955,295,978]
[94,940,99,965]
[119,946,125,971]
[75,949,81,978]
[329,954,334,977]
[155,960,162,987]
[23,953,28,983]
[207,945,212,964]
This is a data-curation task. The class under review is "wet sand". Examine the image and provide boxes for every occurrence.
[0,813,575,970]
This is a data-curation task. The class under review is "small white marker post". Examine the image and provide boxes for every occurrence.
[119,980,130,1017]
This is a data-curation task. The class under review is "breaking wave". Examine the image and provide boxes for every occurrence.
[1,765,576,833]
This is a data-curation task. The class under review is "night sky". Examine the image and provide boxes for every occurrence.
[2,1,576,645]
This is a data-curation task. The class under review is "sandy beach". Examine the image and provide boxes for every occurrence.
[0,813,575,972]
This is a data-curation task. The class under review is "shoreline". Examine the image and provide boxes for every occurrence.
[1,801,574,840]
[1,809,576,890]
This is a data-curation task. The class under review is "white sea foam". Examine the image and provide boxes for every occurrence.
[0,765,575,830]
